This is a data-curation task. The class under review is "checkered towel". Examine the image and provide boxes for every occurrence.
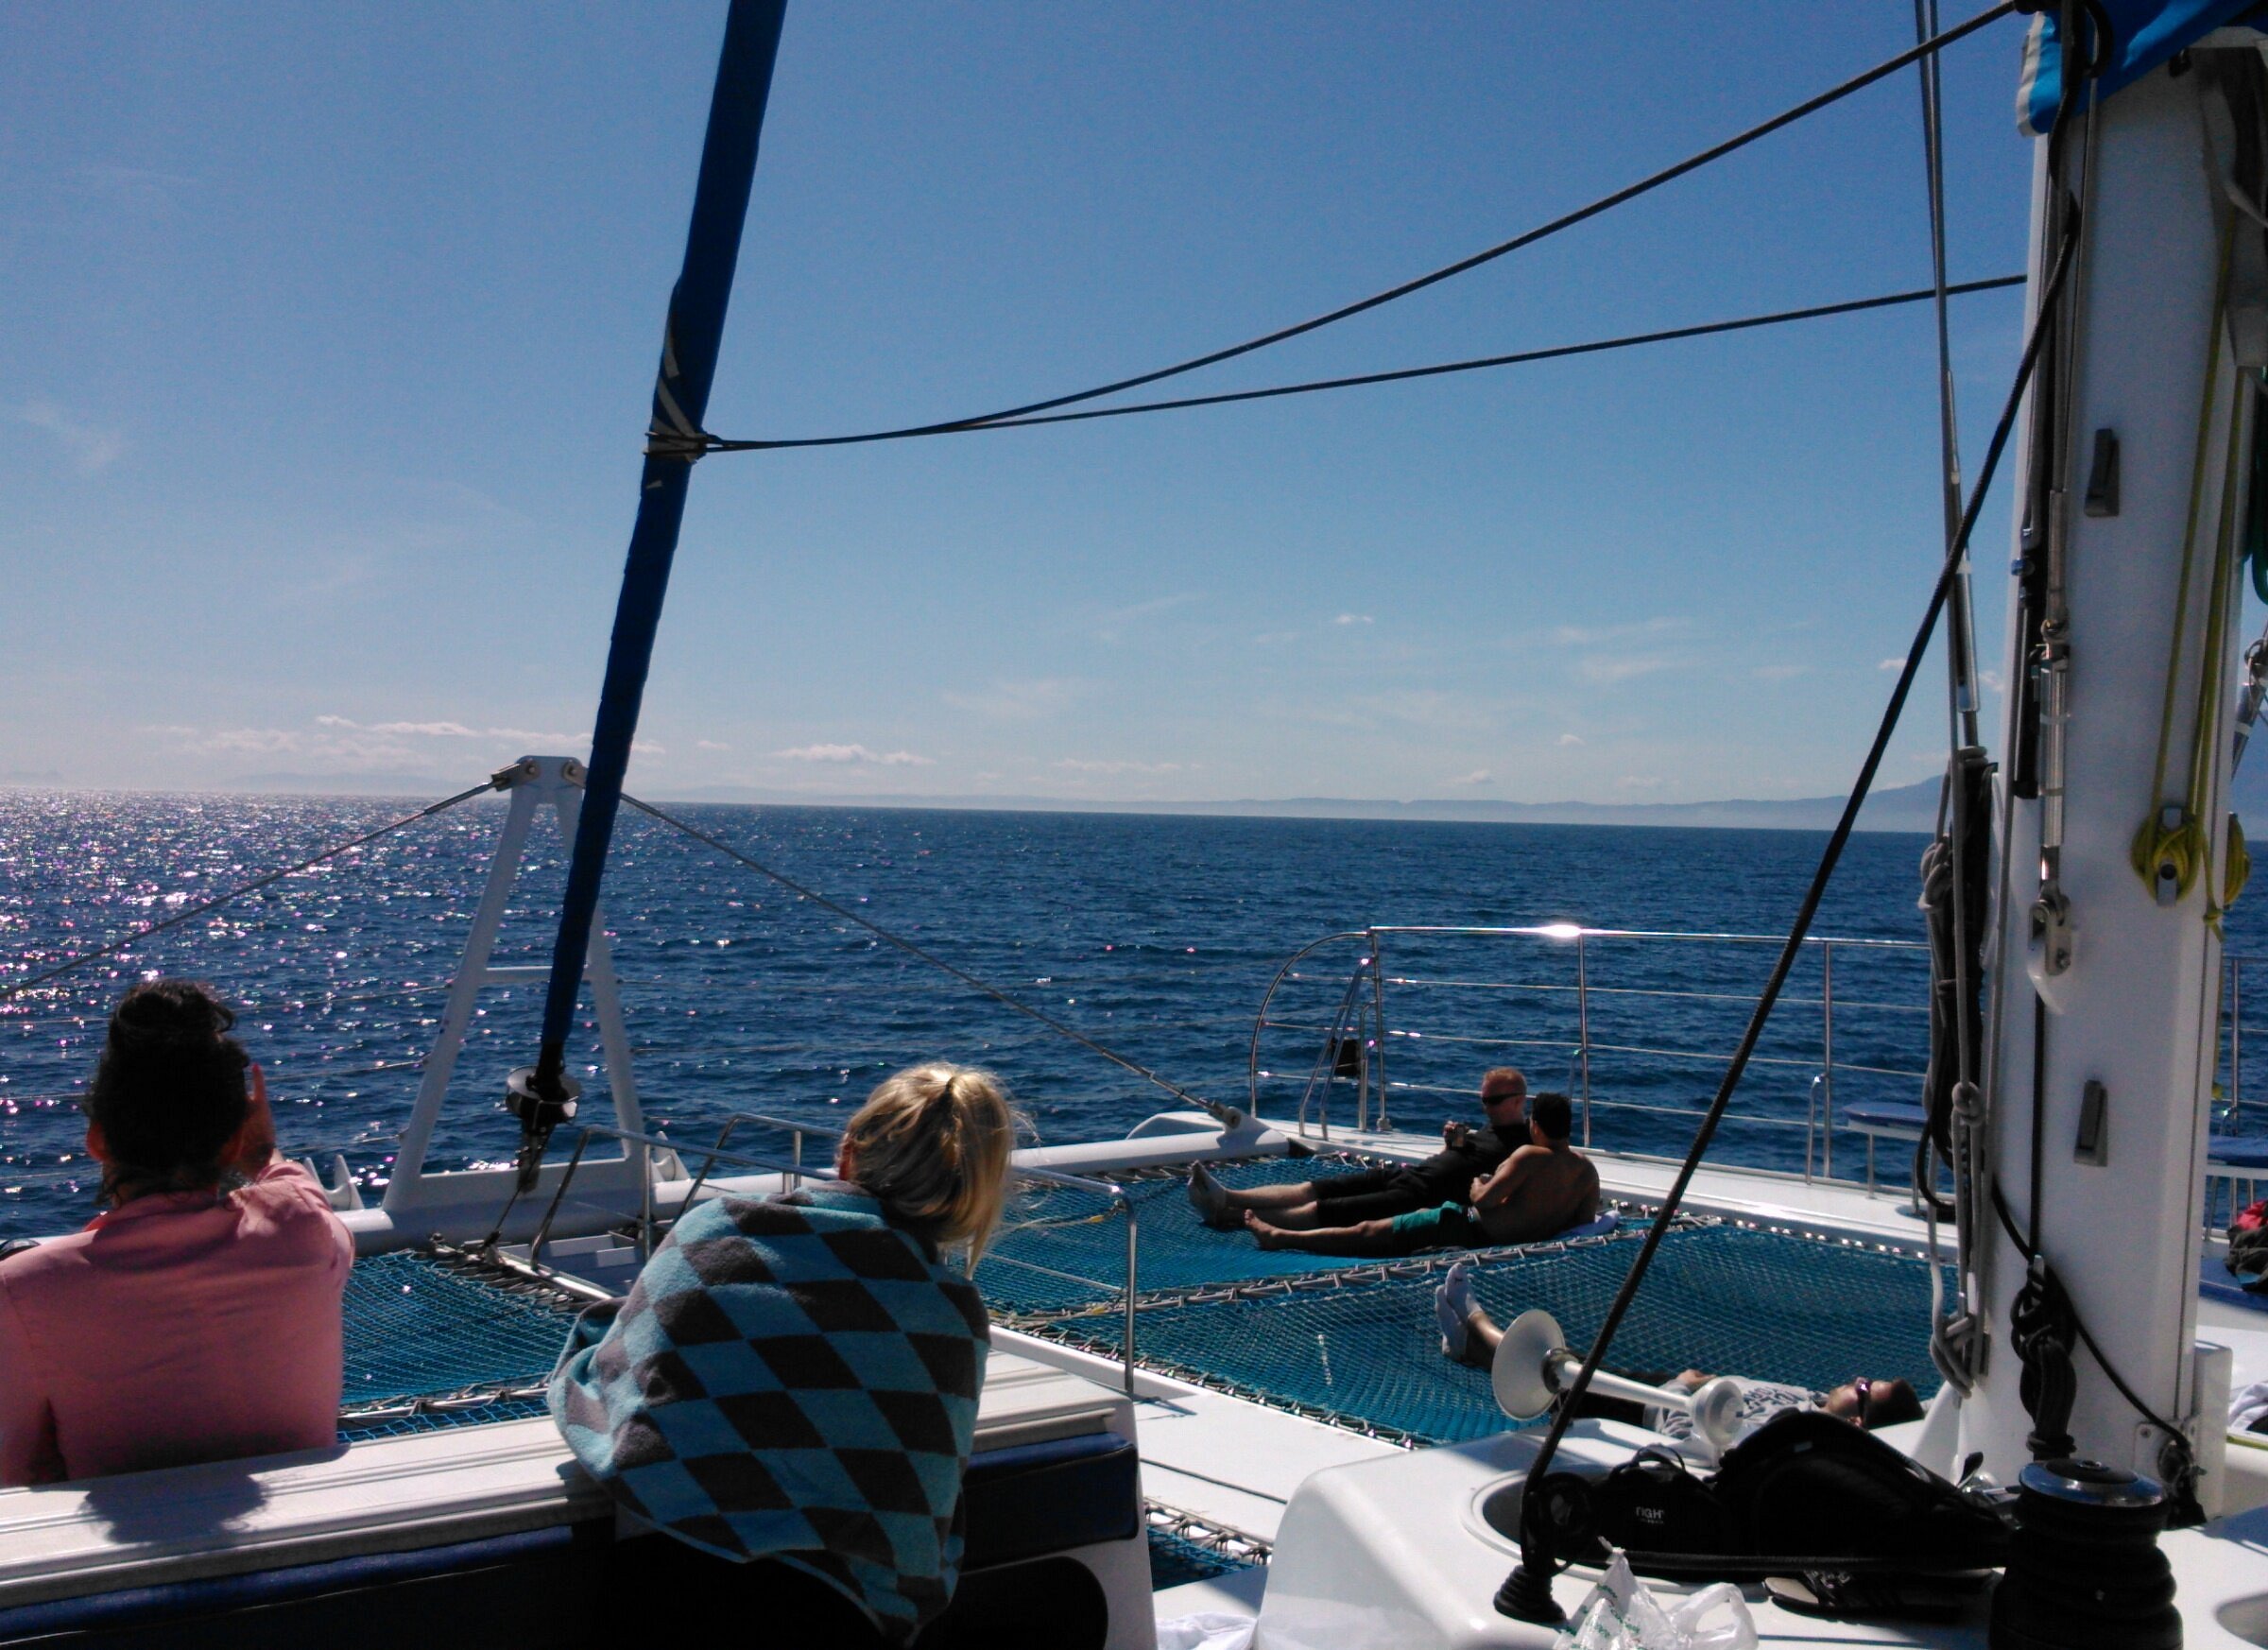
[549,1183,989,1641]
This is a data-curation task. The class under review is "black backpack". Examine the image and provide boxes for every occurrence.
[1707,1409,2010,1572]
[1534,1449,1740,1569]
[1539,1414,2010,1581]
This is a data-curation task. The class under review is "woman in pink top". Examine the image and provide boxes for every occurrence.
[0,980,352,1487]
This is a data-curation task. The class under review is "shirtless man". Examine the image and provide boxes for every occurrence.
[1187,1068,1527,1231]
[1244,1091,1599,1256]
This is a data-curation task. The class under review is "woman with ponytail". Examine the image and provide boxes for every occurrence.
[552,1062,1022,1646]
[0,980,352,1487]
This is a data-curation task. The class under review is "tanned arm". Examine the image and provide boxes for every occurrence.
[1469,1144,1545,1212]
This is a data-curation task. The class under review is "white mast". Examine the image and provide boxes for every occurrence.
[1963,34,2260,1499]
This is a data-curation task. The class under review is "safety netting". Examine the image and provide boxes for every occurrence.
[979,1152,1483,1315]
[1031,1222,1949,1446]
[337,1249,585,1440]
[1145,1502,1269,1592]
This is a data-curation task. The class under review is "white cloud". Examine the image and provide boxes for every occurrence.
[1981,669,2006,693]
[1333,613,1374,627]
[201,728,308,755]
[318,713,581,745]
[696,739,730,750]
[373,719,481,738]
[775,743,933,766]
[1449,768,1493,786]
[1552,616,1688,647]
[1878,658,1904,672]
[15,399,124,474]
[180,714,610,775]
[1555,732,1585,748]
[942,679,1078,721]
[1092,593,1198,643]
[1055,758,1185,775]
[1578,655,1679,685]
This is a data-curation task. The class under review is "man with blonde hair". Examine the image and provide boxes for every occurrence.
[1188,1067,1528,1231]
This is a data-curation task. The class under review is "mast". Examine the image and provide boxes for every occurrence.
[520,1,788,1145]
[1963,18,2264,1504]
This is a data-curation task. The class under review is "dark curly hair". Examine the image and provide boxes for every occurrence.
[84,979,250,1200]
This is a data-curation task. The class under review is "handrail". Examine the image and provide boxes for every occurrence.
[1248,921,1938,1194]
[691,1110,1143,1396]
[1247,931,1370,1119]
[1358,922,1929,949]
[525,1124,811,1268]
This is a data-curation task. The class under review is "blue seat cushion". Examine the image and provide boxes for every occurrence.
[0,1434,1141,1647]
[2201,1248,2268,1313]
[2210,1135,2268,1169]
[962,1429,1140,1569]
[0,1524,600,1647]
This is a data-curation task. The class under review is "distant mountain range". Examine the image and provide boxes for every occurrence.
[660,777,1950,833]
[46,766,2268,835]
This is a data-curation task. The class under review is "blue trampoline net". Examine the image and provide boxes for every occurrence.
[1030,1219,1949,1447]
[979,1153,1483,1315]
[1147,1523,1261,1591]
[337,1250,584,1440]
[335,1160,1950,1455]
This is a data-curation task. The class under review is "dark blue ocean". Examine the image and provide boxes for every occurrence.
[6,792,2265,1243]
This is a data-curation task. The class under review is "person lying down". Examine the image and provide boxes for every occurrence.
[1225,1091,1601,1257]
[1430,1259,1923,1445]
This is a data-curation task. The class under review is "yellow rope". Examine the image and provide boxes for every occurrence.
[2133,217,2237,902]
[2199,387,2249,928]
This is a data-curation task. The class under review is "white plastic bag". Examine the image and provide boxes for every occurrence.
[1154,1610,1256,1650]
[1553,1555,1758,1650]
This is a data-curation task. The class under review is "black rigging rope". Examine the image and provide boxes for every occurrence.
[0,780,499,1008]
[617,791,1245,1127]
[709,276,2024,449]
[696,1,2017,455]
[1987,1177,2203,1520]
[1500,212,2080,1624]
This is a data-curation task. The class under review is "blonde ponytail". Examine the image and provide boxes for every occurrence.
[841,1063,1021,1262]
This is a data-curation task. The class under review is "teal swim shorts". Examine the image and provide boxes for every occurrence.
[1383,1201,1486,1251]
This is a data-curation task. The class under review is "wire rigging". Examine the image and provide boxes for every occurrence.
[694,1,2017,455]
[0,781,498,1008]
[706,277,2024,449]
[1500,212,2081,1624]
[617,792,1246,1128]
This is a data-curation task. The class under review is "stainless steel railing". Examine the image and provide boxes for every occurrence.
[675,1109,1143,1396]
[1249,923,1932,1188]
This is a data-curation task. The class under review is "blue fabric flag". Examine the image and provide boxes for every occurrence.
[2019,0,2264,133]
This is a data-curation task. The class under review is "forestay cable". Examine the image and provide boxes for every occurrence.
[618,792,1248,1128]
[709,277,2024,449]
[0,779,499,1008]
[694,2,2017,455]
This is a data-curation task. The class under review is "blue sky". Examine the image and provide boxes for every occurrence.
[3,2,2046,805]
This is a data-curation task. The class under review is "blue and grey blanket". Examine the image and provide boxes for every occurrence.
[549,1183,989,1642]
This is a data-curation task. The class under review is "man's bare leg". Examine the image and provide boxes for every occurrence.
[1187,1163,1317,1228]
[1230,1183,1318,1210]
[1243,1209,1401,1256]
